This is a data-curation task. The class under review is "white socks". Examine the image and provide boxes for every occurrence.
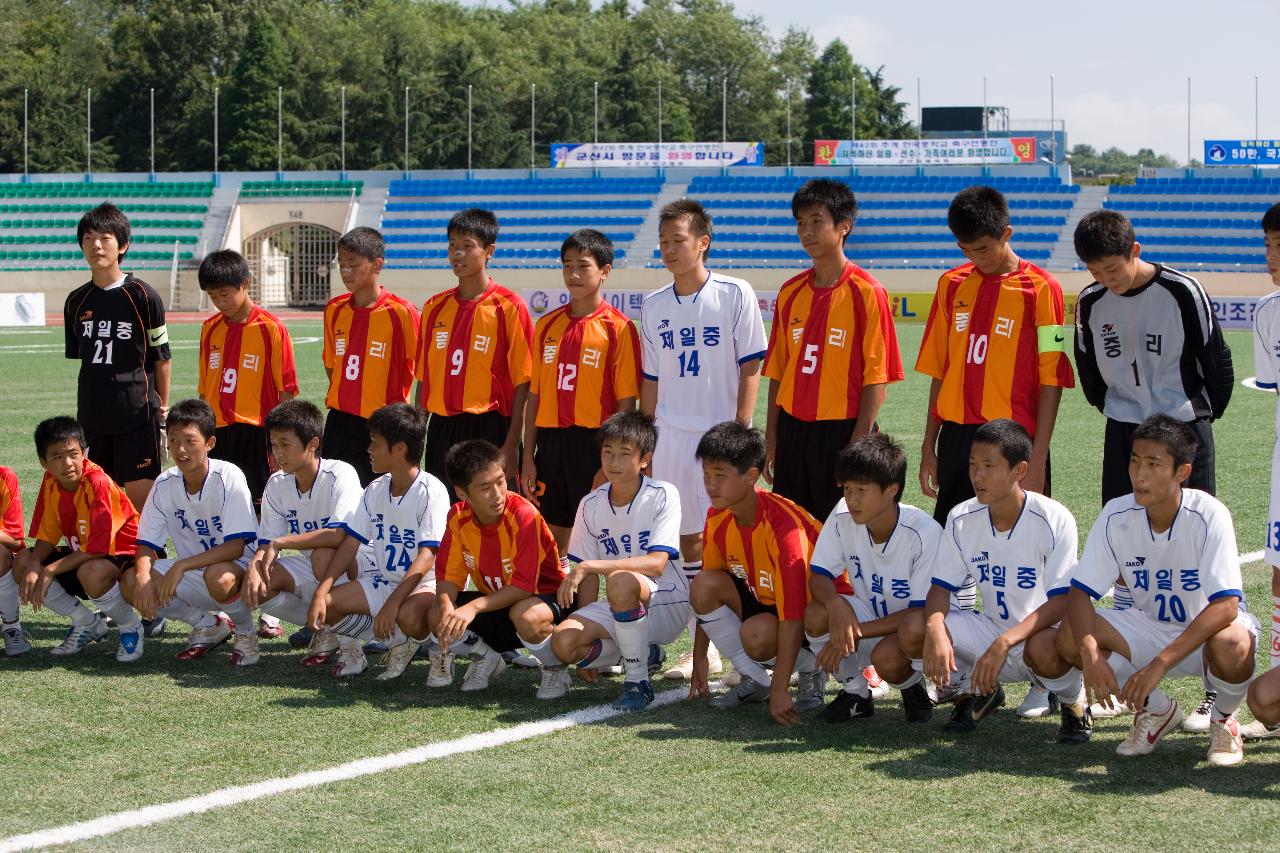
[614,604,649,683]
[521,634,562,668]
[44,581,96,625]
[261,592,311,628]
[1206,668,1251,721]
[0,571,19,624]
[697,606,770,686]
[1039,668,1085,706]
[92,584,141,634]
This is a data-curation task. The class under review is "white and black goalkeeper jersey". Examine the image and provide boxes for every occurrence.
[1074,264,1233,425]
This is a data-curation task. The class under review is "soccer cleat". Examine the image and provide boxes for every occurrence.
[901,681,934,724]
[1117,701,1185,756]
[301,628,339,667]
[502,648,540,669]
[461,647,507,692]
[1240,719,1280,740]
[1057,699,1093,744]
[930,680,965,706]
[115,630,143,663]
[331,644,367,678]
[613,680,656,712]
[536,665,571,699]
[1017,685,1060,719]
[231,633,261,667]
[50,615,110,656]
[1181,690,1217,732]
[1090,697,1133,718]
[2,624,32,657]
[175,614,234,661]
[972,686,1006,721]
[363,639,389,655]
[815,689,874,723]
[141,617,167,639]
[646,644,667,677]
[722,665,741,688]
[709,675,770,709]
[663,646,722,680]
[427,648,456,688]
[945,687,1004,733]
[864,666,891,699]
[376,639,418,681]
[288,625,314,649]
[944,697,976,732]
[794,668,828,712]
[257,615,283,639]
[1207,717,1245,767]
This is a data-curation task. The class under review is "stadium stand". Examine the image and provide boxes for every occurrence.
[240,179,363,198]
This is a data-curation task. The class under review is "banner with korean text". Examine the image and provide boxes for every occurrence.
[815,137,1037,166]
[551,141,764,169]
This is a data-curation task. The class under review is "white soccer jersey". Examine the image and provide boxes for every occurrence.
[341,470,450,584]
[566,476,682,566]
[933,492,1078,628]
[258,458,363,552]
[1074,489,1243,627]
[137,459,257,560]
[1253,290,1280,433]
[809,502,941,617]
[640,272,767,431]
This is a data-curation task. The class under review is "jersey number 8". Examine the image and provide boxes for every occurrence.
[344,354,361,381]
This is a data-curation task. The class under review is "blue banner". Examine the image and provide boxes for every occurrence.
[1204,139,1280,165]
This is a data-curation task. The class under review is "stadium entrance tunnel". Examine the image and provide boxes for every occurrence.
[243,222,339,307]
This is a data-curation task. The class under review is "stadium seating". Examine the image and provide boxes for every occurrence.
[240,180,363,198]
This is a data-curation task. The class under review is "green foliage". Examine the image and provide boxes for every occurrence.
[1068,143,1181,182]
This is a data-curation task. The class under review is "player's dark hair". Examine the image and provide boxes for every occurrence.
[445,439,505,491]
[1262,202,1280,234]
[561,228,614,267]
[695,421,766,475]
[791,179,858,241]
[1132,414,1199,469]
[835,433,906,500]
[77,202,131,261]
[34,416,86,460]
[337,226,385,262]
[167,398,217,440]
[947,185,1010,243]
[971,418,1032,467]
[658,199,713,256]
[368,402,427,464]
[264,398,325,448]
[198,249,251,291]
[447,207,499,247]
[596,410,658,457]
[1073,210,1136,264]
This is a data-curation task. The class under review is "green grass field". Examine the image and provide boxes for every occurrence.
[1,318,1278,850]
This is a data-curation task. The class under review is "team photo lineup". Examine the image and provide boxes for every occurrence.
[4,176,1280,783]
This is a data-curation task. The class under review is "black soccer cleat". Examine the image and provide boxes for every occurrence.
[815,690,874,724]
[970,685,1006,723]
[141,616,167,639]
[1057,699,1094,745]
[944,697,976,732]
[901,681,935,724]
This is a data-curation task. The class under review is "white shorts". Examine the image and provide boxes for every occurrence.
[356,573,435,618]
[1099,607,1260,679]
[355,544,377,579]
[652,419,711,537]
[273,554,318,601]
[1268,439,1280,566]
[945,610,1033,686]
[150,558,226,614]
[574,564,692,646]
[828,595,885,671]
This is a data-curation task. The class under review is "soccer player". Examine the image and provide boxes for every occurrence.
[764,178,904,519]
[1247,667,1280,733]
[899,419,1080,735]
[689,421,825,725]
[427,439,568,696]
[803,434,939,724]
[123,399,260,664]
[0,464,28,655]
[1028,415,1257,766]
[13,417,143,660]
[322,226,420,487]
[549,411,688,710]
[197,249,299,504]
[239,399,364,665]
[64,202,171,513]
[306,403,450,679]
[417,208,533,496]
[640,199,768,681]
[522,229,640,558]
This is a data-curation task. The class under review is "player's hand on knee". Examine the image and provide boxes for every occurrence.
[308,596,328,632]
[373,603,398,640]
[242,567,268,610]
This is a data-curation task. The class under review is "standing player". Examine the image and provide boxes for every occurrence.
[764,178,904,519]
[322,227,420,487]
[417,208,533,496]
[64,203,171,514]
[641,200,768,681]
[0,464,28,655]
[522,229,640,558]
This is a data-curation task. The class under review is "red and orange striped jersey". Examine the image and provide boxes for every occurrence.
[915,260,1075,434]
[531,302,641,429]
[436,492,563,596]
[323,289,420,419]
[29,460,137,556]
[416,281,533,417]
[702,489,822,621]
[198,304,299,428]
[763,262,904,421]
[0,465,23,549]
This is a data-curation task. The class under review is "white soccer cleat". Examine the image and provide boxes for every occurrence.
[1089,696,1133,718]
[536,665,571,699]
[115,629,143,663]
[1239,719,1280,740]
[3,624,32,657]
[460,647,507,692]
[257,614,283,639]
[376,639,418,681]
[331,644,367,678]
[1117,701,1185,756]
[864,666,892,699]
[427,648,456,688]
[50,615,109,656]
[176,614,234,661]
[301,627,340,667]
[1016,685,1059,719]
[231,633,261,667]
[1207,716,1245,767]
[663,646,723,681]
[1181,690,1217,732]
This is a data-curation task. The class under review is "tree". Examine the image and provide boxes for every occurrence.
[222,12,293,171]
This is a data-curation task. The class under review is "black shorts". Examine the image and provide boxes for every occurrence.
[1102,418,1216,505]
[45,547,134,600]
[933,421,1053,525]
[532,426,599,528]
[771,409,859,521]
[454,590,567,653]
[729,573,777,621]
[424,410,510,497]
[211,423,271,504]
[321,408,374,487]
[84,414,162,485]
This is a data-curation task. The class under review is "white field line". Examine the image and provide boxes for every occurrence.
[1241,549,1265,564]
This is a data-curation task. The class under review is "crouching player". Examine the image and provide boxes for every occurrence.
[1,464,29,655]
[240,399,364,664]
[307,403,450,679]
[804,434,940,724]
[427,439,568,696]
[900,419,1079,733]
[550,411,689,710]
[690,421,825,725]
[1028,415,1257,766]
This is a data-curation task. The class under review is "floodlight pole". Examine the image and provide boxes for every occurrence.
[86,87,92,175]
[721,76,727,146]
[594,81,599,146]
[531,83,536,170]
[22,88,28,175]
[277,85,283,174]
[1186,76,1191,166]
[1050,74,1056,166]
[1256,75,1260,140]
[340,85,346,174]
[916,78,922,142]
[213,86,220,175]
[403,86,409,176]
[851,73,856,142]
[657,80,663,146]
[786,86,792,168]
[467,84,473,172]
[149,88,155,175]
